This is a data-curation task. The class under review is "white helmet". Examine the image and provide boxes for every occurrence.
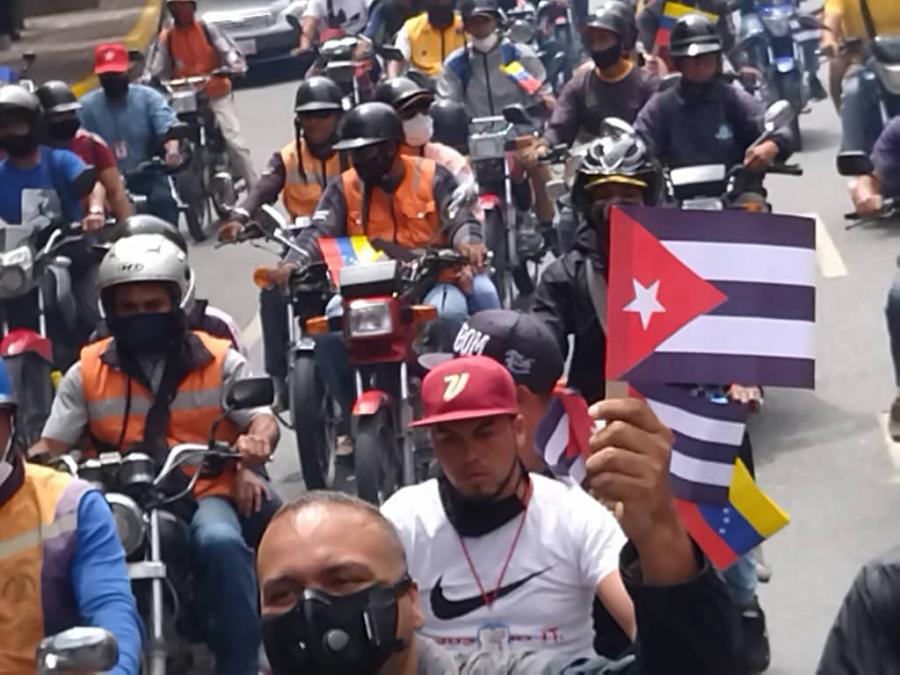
[97,234,192,317]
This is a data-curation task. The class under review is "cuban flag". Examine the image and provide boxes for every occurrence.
[630,383,747,505]
[606,206,816,389]
[317,236,384,283]
[534,389,593,484]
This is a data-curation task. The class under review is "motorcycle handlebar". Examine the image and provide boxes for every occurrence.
[767,163,803,176]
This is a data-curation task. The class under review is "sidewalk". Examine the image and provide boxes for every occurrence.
[0,0,161,92]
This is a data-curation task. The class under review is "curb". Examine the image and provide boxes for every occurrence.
[72,0,162,97]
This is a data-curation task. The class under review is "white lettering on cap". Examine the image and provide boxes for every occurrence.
[453,322,490,356]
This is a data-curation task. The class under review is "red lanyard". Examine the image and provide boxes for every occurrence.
[455,479,533,609]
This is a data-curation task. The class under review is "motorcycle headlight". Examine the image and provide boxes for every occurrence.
[760,7,792,37]
[0,245,32,295]
[106,493,146,558]
[346,299,393,338]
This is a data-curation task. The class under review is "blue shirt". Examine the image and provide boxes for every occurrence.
[73,490,143,674]
[0,146,86,225]
[79,84,178,175]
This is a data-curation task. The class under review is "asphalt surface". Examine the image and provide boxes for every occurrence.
[182,75,900,673]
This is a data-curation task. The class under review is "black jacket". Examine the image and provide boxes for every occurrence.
[532,217,607,404]
[817,546,900,674]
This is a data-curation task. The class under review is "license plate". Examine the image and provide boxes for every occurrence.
[237,39,257,55]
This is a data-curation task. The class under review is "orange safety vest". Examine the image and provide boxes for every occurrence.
[0,463,89,671]
[80,332,241,499]
[341,155,443,248]
[161,21,231,99]
[280,139,343,219]
[403,12,466,77]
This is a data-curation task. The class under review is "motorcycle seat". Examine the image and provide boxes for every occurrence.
[873,36,900,65]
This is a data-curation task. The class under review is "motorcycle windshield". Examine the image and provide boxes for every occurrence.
[760,4,793,37]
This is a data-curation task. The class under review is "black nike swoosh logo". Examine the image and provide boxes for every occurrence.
[430,567,551,620]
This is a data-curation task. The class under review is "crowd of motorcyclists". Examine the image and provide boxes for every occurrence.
[1,0,900,672]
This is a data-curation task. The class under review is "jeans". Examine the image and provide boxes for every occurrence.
[260,287,289,379]
[315,274,501,417]
[840,65,900,155]
[190,492,281,674]
[127,173,179,226]
[886,271,900,386]
[723,552,758,609]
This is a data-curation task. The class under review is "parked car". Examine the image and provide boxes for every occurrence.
[200,0,306,68]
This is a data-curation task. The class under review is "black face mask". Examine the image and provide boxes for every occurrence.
[427,5,454,28]
[353,146,397,189]
[296,120,338,160]
[0,132,38,158]
[108,312,182,356]
[100,76,130,102]
[438,458,526,537]
[47,118,80,144]
[262,577,411,675]
[591,42,622,70]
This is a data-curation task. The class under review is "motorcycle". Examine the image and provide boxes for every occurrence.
[506,4,571,97]
[303,245,469,503]
[665,100,803,209]
[838,35,900,152]
[468,103,552,307]
[735,0,825,149]
[160,73,241,241]
[837,150,899,229]
[63,377,274,674]
[36,627,118,674]
[0,219,98,451]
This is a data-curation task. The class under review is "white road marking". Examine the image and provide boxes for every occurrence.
[805,213,848,279]
[242,313,262,351]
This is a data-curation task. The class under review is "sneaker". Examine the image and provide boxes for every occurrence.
[335,434,354,457]
[890,396,900,441]
[740,596,771,673]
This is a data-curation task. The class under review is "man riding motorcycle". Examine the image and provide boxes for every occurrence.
[634,13,793,203]
[80,43,183,226]
[219,76,346,405]
[145,0,258,189]
[0,359,143,673]
[35,80,131,227]
[29,233,281,674]
[388,0,465,79]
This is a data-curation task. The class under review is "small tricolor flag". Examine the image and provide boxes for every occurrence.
[631,383,747,505]
[534,389,593,484]
[317,236,384,282]
[654,1,718,48]
[606,205,816,389]
[676,458,790,569]
[500,60,543,96]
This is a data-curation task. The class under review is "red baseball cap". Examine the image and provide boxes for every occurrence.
[94,43,129,75]
[410,355,519,427]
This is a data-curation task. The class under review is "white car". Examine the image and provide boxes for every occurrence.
[200,0,306,67]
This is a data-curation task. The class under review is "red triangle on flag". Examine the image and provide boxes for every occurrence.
[605,207,727,380]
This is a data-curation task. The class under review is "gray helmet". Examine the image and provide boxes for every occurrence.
[97,234,193,316]
[0,85,42,128]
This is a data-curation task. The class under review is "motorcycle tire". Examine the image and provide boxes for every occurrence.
[176,153,212,243]
[353,410,400,505]
[485,208,515,308]
[289,355,336,490]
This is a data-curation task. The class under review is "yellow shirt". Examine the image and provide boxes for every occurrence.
[824,0,900,41]
[399,12,466,77]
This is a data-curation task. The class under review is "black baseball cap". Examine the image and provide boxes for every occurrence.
[421,309,565,394]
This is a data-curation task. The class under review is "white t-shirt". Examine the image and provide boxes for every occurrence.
[382,474,626,657]
[303,0,369,36]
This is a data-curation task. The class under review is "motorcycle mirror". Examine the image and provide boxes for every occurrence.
[72,167,97,199]
[508,19,535,44]
[225,377,274,410]
[286,13,302,31]
[36,627,117,674]
[406,70,436,93]
[502,103,531,126]
[378,44,405,61]
[658,73,681,92]
[165,122,190,141]
[836,151,874,176]
[763,100,794,131]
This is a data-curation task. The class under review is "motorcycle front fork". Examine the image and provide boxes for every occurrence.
[149,509,167,675]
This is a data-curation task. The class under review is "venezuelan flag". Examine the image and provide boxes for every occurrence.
[316,236,384,282]
[500,60,543,96]
[675,459,790,570]
[654,1,718,48]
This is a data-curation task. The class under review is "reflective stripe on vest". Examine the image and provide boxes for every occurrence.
[341,155,442,248]
[162,23,231,99]
[280,140,342,219]
[80,332,241,499]
[0,465,88,671]
[404,12,466,77]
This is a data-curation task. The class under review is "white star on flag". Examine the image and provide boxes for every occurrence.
[624,278,665,329]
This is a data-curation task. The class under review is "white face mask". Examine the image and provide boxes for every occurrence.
[402,113,434,147]
[469,32,499,53]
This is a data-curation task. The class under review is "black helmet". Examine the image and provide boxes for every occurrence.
[669,13,722,59]
[122,214,188,254]
[572,117,662,210]
[429,99,469,153]
[35,80,82,116]
[333,102,404,151]
[374,77,434,113]
[584,1,637,51]
[0,85,42,128]
[460,0,502,23]
[294,76,344,114]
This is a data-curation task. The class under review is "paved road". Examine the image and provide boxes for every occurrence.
[184,77,900,673]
